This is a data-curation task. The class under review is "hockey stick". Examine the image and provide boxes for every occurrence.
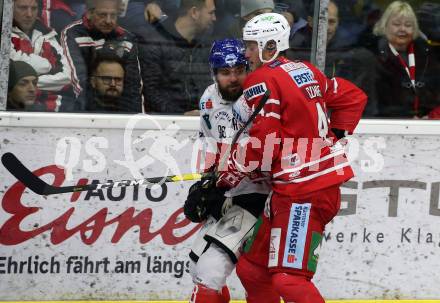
[1,152,202,195]
[1,90,270,196]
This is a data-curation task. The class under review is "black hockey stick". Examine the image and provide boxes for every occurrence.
[1,90,271,196]
[1,152,202,195]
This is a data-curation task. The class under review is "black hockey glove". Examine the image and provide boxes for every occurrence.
[331,128,347,140]
[184,179,226,223]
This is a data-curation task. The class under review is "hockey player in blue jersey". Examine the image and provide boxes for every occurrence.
[184,38,274,303]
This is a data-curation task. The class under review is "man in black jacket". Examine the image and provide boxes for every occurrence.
[61,0,142,112]
[138,0,216,114]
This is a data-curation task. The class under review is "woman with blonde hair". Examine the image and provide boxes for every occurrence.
[372,1,439,118]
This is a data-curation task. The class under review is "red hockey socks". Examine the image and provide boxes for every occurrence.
[271,273,325,303]
[190,284,227,303]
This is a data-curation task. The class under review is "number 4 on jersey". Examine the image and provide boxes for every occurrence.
[316,102,329,140]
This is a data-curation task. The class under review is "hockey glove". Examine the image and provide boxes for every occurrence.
[184,179,226,222]
[331,128,347,140]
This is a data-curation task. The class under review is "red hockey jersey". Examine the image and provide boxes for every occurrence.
[231,57,367,199]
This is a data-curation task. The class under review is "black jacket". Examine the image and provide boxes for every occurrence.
[373,37,440,118]
[61,16,142,112]
[138,18,213,114]
[287,39,378,117]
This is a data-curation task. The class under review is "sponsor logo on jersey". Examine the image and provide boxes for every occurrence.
[269,60,283,68]
[269,228,281,267]
[200,98,213,110]
[244,82,267,100]
[214,110,232,122]
[283,203,311,269]
[287,254,296,263]
[305,85,322,99]
[281,62,308,72]
[289,69,318,88]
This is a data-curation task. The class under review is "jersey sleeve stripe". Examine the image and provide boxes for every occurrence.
[272,148,345,178]
[266,99,281,105]
[265,112,281,119]
[273,162,351,184]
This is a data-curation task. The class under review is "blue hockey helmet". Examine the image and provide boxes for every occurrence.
[209,39,248,72]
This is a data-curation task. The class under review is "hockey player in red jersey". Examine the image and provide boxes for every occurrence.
[217,13,367,303]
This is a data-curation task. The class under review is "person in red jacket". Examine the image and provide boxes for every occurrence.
[217,13,367,303]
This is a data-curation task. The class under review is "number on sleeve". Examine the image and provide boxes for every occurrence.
[316,102,329,139]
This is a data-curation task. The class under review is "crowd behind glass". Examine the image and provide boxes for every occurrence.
[5,0,440,118]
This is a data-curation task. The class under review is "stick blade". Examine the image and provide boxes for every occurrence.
[1,152,51,195]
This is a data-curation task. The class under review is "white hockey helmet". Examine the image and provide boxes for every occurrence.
[242,13,290,63]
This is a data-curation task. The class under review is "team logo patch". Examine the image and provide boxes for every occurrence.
[225,54,238,66]
[289,69,318,88]
[244,82,267,100]
[282,203,311,269]
[268,228,281,267]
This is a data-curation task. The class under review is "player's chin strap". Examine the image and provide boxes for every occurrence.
[259,49,280,64]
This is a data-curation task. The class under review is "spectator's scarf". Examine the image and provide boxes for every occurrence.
[388,42,419,115]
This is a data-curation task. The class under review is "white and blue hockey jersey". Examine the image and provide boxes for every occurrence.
[198,84,270,197]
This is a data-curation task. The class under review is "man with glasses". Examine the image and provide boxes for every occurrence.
[88,54,127,112]
[62,0,142,112]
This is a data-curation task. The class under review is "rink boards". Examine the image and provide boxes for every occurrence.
[0,113,440,301]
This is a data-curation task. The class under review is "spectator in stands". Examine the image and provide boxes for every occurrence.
[290,1,350,49]
[127,1,171,46]
[372,1,440,118]
[417,2,440,62]
[287,1,378,116]
[62,0,142,112]
[87,53,133,112]
[11,0,74,112]
[119,0,172,33]
[276,1,308,39]
[7,60,46,111]
[139,0,216,114]
[39,0,85,34]
[216,0,274,39]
